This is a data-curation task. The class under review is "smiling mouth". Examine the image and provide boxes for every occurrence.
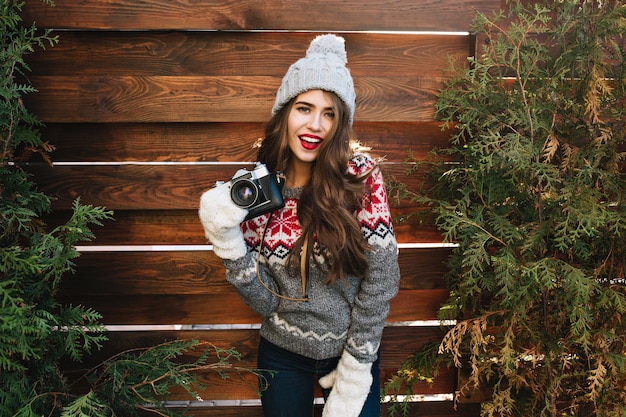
[299,135,323,150]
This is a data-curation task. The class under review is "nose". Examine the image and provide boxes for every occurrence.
[307,112,323,131]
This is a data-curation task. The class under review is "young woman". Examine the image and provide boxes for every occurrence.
[199,34,400,417]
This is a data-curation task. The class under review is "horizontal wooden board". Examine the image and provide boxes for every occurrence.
[45,208,442,246]
[43,199,439,244]
[69,327,446,374]
[40,121,451,163]
[114,216,428,245]
[18,0,500,415]
[57,289,450,325]
[390,290,450,322]
[27,32,470,78]
[27,163,429,210]
[63,327,458,400]
[59,247,452,296]
[25,75,441,123]
[23,0,501,32]
[140,403,480,417]
[156,364,455,401]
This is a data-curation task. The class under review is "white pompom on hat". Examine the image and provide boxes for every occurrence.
[272,34,356,126]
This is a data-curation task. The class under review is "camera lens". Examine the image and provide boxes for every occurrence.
[231,180,258,208]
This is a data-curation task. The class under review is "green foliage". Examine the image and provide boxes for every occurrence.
[1,1,111,414]
[383,341,443,417]
[2,2,259,416]
[59,392,108,417]
[386,1,626,416]
[10,340,263,417]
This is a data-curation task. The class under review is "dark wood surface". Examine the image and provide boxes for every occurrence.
[27,163,428,210]
[37,121,450,162]
[68,327,456,399]
[27,32,470,77]
[23,32,468,123]
[60,248,452,296]
[139,403,481,417]
[57,290,451,325]
[26,74,442,123]
[19,0,507,415]
[43,208,444,245]
[23,0,501,31]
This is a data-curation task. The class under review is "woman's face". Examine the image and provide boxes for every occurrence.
[286,89,336,167]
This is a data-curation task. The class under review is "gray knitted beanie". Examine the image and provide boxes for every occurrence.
[272,34,356,125]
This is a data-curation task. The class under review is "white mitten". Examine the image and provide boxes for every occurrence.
[319,350,373,417]
[199,184,248,260]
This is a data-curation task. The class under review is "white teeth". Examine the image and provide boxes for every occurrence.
[300,136,321,143]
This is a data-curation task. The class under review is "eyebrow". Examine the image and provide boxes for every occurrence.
[294,100,335,111]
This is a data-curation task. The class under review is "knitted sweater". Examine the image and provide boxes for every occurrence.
[222,154,400,364]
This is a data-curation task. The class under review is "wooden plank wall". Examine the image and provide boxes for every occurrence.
[22,1,503,415]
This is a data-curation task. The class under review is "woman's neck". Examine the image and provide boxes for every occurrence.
[286,161,311,188]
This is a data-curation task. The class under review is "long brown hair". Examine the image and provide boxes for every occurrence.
[257,91,371,283]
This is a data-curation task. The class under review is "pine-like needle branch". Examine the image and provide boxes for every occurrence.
[386,1,626,416]
[2,2,258,417]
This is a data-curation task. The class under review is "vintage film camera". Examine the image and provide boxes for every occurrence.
[214,162,284,220]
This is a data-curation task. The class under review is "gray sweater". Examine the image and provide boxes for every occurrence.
[223,154,400,364]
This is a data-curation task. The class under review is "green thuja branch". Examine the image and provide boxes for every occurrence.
[384,341,443,417]
[386,1,626,416]
[62,340,265,417]
[2,2,259,416]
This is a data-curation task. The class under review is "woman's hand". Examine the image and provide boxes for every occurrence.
[199,184,248,260]
[319,350,373,417]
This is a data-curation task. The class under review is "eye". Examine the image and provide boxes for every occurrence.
[324,111,335,119]
[296,105,311,114]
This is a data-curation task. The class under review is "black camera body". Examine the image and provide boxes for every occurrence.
[215,163,284,220]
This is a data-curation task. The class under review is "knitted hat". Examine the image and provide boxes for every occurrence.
[272,34,356,125]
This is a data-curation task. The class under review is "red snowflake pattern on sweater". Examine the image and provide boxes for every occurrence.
[355,169,394,245]
[241,153,394,263]
[241,197,302,261]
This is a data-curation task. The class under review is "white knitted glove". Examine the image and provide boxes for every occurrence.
[319,350,373,417]
[199,183,248,260]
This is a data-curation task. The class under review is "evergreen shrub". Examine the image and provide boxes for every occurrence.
[386,1,626,416]
[1,2,257,416]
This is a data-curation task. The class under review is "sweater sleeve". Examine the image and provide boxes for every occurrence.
[222,251,280,317]
[344,160,401,363]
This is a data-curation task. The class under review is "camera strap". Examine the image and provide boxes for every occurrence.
[256,211,310,302]
[300,234,312,298]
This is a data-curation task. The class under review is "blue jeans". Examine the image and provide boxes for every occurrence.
[257,337,381,417]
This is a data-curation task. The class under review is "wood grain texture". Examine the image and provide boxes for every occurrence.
[58,247,452,296]
[44,208,443,246]
[17,0,506,412]
[39,121,451,163]
[25,75,440,123]
[28,32,470,78]
[63,327,460,400]
[57,289,450,325]
[70,327,447,373]
[163,366,456,401]
[22,0,501,32]
[137,403,480,417]
[27,163,429,210]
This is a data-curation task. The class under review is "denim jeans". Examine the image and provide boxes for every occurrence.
[257,337,381,417]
